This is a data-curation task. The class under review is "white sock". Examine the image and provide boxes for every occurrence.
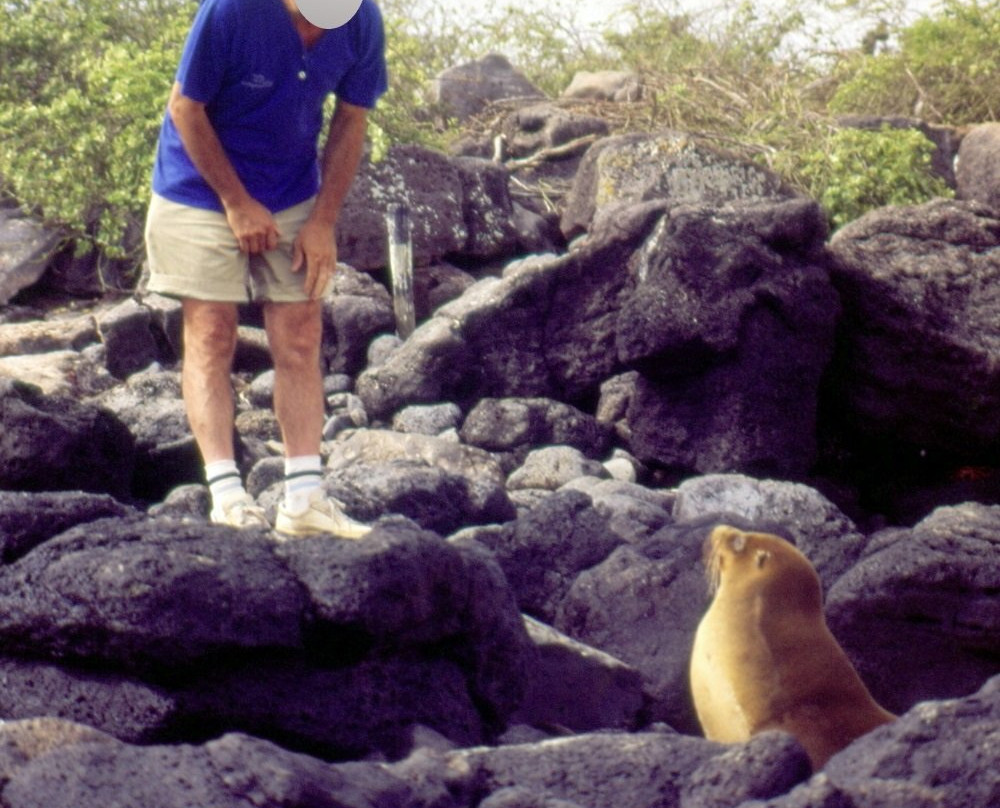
[205,459,245,508]
[284,455,322,514]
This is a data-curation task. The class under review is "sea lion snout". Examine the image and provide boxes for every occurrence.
[702,525,747,593]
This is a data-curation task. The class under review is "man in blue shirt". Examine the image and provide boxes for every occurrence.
[145,0,388,536]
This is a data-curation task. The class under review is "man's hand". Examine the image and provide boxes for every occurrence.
[291,216,337,300]
[224,197,280,254]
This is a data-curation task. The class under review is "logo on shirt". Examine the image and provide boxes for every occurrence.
[241,73,275,90]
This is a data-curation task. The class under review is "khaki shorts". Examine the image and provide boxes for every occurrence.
[144,193,327,303]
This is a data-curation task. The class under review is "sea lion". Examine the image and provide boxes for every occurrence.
[689,525,894,770]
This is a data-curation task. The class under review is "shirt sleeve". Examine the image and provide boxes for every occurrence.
[174,0,234,103]
[336,0,389,109]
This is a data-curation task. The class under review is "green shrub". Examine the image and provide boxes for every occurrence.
[795,125,953,230]
[830,0,1000,124]
[0,0,194,268]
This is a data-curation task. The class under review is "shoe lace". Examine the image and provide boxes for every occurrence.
[231,500,267,526]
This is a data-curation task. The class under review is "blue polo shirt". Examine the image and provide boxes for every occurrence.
[152,0,388,212]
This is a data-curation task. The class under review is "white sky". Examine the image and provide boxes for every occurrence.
[410,0,946,56]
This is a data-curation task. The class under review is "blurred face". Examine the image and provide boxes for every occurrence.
[289,0,364,29]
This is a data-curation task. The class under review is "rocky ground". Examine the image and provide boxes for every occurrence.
[0,61,998,807]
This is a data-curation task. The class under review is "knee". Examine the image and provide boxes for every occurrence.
[271,327,321,371]
[266,304,322,370]
[183,305,238,366]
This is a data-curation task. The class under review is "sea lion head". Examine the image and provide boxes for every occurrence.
[703,525,821,608]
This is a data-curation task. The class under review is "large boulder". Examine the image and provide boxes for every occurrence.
[618,199,839,476]
[460,490,625,623]
[826,199,1000,460]
[672,474,867,589]
[562,71,642,103]
[0,378,134,499]
[431,54,545,122]
[357,198,838,479]
[1,730,423,808]
[0,312,96,356]
[0,517,305,668]
[955,121,1000,209]
[0,658,178,744]
[552,516,742,732]
[825,502,1000,715]
[0,515,535,758]
[355,204,664,418]
[560,131,794,239]
[321,264,395,375]
[447,730,808,808]
[0,350,105,397]
[452,730,724,808]
[337,145,518,271]
[498,103,610,162]
[460,398,611,459]
[515,615,649,732]
[324,429,516,529]
[0,490,138,563]
[0,206,60,306]
[95,298,170,379]
[91,368,199,501]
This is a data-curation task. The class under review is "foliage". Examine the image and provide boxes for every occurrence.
[830,0,1000,123]
[794,125,953,230]
[0,0,194,266]
[0,0,989,269]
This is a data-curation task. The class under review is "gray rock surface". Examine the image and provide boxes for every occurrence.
[0,207,60,306]
[827,199,1000,458]
[338,144,519,272]
[325,429,515,527]
[459,490,624,623]
[673,474,867,589]
[322,264,396,375]
[0,378,135,498]
[91,368,199,500]
[95,297,166,379]
[552,517,718,732]
[956,121,1000,210]
[506,445,607,491]
[461,398,611,459]
[431,54,545,122]
[560,131,794,238]
[2,731,420,808]
[0,490,138,563]
[680,732,811,808]
[452,730,722,808]
[562,71,642,102]
[515,615,649,732]
[826,502,1000,714]
[618,199,839,476]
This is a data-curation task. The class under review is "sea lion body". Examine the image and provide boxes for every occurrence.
[690,525,894,769]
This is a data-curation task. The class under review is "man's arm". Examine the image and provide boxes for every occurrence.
[292,98,369,299]
[167,81,280,254]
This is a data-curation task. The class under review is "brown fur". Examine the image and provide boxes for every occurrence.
[690,525,894,770]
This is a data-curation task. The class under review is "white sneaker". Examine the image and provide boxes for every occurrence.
[275,490,370,539]
[210,493,271,529]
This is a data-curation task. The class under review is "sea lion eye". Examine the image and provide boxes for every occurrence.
[730,533,746,553]
[755,550,770,568]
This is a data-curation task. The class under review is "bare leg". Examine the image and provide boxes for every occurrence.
[181,299,239,463]
[264,299,325,458]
